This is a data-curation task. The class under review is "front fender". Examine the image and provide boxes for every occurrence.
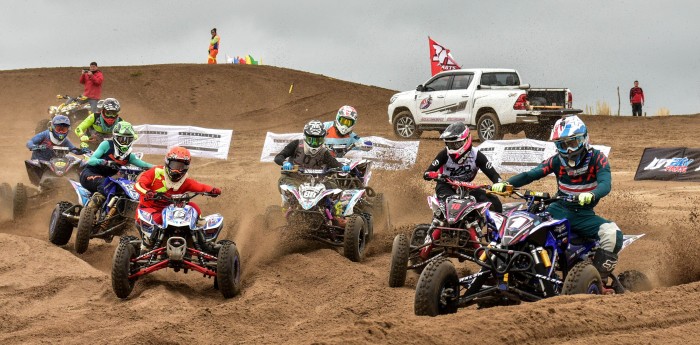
[162,205,198,229]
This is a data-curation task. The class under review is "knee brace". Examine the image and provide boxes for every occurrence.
[598,222,622,253]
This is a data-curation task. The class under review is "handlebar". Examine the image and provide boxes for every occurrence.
[145,191,217,202]
[489,186,576,204]
[281,165,343,175]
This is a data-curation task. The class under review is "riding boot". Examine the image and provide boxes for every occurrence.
[91,192,105,206]
[592,249,618,281]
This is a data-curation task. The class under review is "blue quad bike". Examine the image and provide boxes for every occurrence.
[48,165,143,253]
[414,188,650,316]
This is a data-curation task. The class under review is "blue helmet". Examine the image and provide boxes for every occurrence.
[550,115,589,167]
[50,115,71,144]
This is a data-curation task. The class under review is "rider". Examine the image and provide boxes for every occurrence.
[323,105,370,154]
[274,120,350,204]
[26,115,88,160]
[420,122,503,260]
[80,121,152,205]
[134,146,222,250]
[491,115,623,281]
[75,97,123,149]
[424,122,503,212]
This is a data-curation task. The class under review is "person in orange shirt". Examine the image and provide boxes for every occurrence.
[208,28,220,64]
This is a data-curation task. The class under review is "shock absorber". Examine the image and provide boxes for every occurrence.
[99,197,119,231]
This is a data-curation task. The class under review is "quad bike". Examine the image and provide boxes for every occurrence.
[12,146,87,219]
[36,95,100,134]
[388,178,497,288]
[111,192,241,299]
[48,164,143,252]
[274,166,373,262]
[414,188,649,316]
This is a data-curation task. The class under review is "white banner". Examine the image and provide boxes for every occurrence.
[260,132,419,170]
[132,124,233,160]
[477,139,611,174]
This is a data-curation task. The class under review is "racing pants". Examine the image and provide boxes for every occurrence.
[80,169,108,195]
[547,202,623,253]
[208,49,218,64]
[435,182,503,213]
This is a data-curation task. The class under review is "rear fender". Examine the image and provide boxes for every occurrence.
[137,209,154,226]
[341,189,366,216]
[114,179,140,200]
[69,179,91,206]
[620,234,644,252]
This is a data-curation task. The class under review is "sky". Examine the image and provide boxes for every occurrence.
[2,0,699,115]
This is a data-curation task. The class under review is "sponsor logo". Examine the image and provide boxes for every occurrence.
[420,95,433,110]
[644,157,694,173]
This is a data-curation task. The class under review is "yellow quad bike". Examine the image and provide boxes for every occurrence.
[36,95,103,134]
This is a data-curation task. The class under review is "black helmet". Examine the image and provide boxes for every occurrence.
[303,120,326,156]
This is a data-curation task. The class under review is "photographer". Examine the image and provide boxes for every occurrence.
[79,62,103,114]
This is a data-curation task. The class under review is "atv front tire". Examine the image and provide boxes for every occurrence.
[75,201,97,254]
[111,236,139,299]
[562,260,603,295]
[343,214,367,262]
[414,257,459,316]
[217,241,242,298]
[49,201,74,246]
[388,233,410,287]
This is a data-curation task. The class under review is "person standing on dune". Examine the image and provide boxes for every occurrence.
[630,80,645,116]
[208,28,220,64]
[79,62,103,114]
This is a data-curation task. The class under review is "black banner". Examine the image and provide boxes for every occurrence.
[634,147,700,181]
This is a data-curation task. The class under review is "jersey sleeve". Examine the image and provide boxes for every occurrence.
[475,151,502,184]
[591,152,612,200]
[87,140,111,166]
[424,149,448,179]
[508,155,557,187]
[274,140,299,165]
[134,167,155,195]
[129,154,154,169]
[181,178,214,193]
[75,114,95,137]
[26,132,46,150]
[324,151,344,169]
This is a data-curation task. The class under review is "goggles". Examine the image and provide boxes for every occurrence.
[103,110,119,118]
[53,124,70,134]
[114,135,134,146]
[445,139,465,151]
[338,116,355,127]
[167,159,189,172]
[305,135,324,148]
[554,136,584,153]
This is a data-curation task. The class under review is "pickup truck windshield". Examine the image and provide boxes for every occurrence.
[481,72,520,86]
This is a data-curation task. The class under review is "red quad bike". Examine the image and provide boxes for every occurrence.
[111,192,241,299]
[388,177,501,287]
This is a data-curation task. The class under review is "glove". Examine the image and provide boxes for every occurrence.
[210,187,222,197]
[102,160,119,169]
[145,191,159,200]
[80,141,90,149]
[425,171,440,180]
[342,165,351,172]
[80,135,89,142]
[492,182,510,193]
[32,144,47,151]
[578,192,594,206]
[81,148,93,155]
[282,162,293,171]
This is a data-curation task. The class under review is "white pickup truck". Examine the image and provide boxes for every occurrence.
[387,68,582,141]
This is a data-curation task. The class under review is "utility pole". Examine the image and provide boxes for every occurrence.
[617,86,621,116]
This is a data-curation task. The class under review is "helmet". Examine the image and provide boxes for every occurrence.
[303,120,326,156]
[49,115,71,144]
[101,98,121,126]
[334,105,358,135]
[439,122,472,161]
[112,121,137,157]
[165,146,191,182]
[550,115,589,167]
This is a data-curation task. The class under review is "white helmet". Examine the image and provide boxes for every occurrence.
[303,120,326,156]
[334,105,358,135]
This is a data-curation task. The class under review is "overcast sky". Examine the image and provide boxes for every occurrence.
[2,0,698,115]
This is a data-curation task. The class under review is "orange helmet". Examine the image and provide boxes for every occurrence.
[165,146,191,182]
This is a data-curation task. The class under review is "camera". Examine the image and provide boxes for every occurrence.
[82,69,89,73]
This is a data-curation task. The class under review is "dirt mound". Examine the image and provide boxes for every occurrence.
[2,64,700,344]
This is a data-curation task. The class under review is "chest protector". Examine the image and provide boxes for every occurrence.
[441,147,478,181]
[86,141,130,176]
[291,142,329,169]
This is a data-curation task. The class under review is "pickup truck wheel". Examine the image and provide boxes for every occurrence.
[477,112,503,141]
[393,111,422,139]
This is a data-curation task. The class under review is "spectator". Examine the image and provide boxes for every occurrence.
[80,62,103,114]
[630,80,645,116]
[208,28,220,64]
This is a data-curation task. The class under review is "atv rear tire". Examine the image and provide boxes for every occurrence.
[13,183,28,219]
[49,201,74,246]
[414,257,459,316]
[217,241,242,298]
[618,270,652,292]
[75,202,97,254]
[111,236,138,299]
[562,260,603,295]
[343,214,367,262]
[388,233,410,287]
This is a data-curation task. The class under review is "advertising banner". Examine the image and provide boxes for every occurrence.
[477,139,611,175]
[634,147,700,181]
[132,124,233,160]
[259,132,419,170]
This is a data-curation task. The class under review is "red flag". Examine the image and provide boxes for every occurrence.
[429,37,461,76]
